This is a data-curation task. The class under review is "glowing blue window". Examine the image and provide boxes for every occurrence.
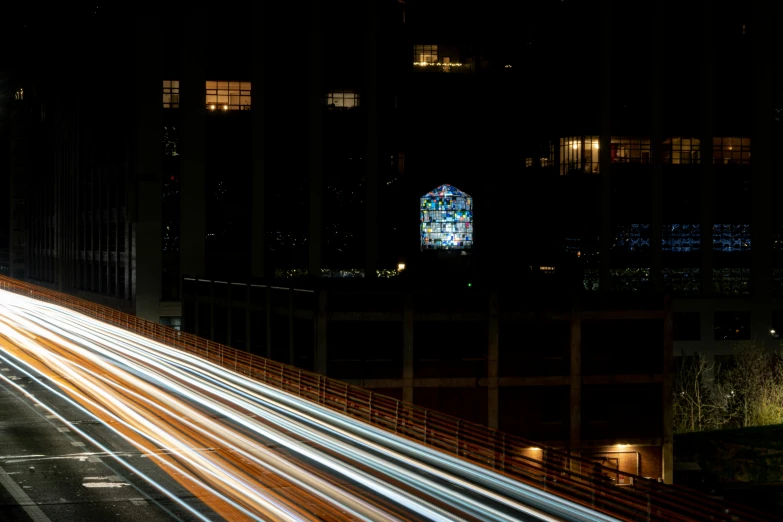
[712,224,751,252]
[662,224,701,252]
[613,224,651,252]
[420,184,473,250]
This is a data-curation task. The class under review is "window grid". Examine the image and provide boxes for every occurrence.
[713,137,751,165]
[420,184,473,250]
[559,136,599,175]
[610,268,650,291]
[662,268,701,296]
[206,81,251,111]
[712,224,751,252]
[610,137,651,163]
[663,137,700,164]
[662,224,701,252]
[583,268,599,291]
[613,224,651,252]
[713,268,750,296]
[163,80,179,109]
[413,44,438,64]
[326,91,360,109]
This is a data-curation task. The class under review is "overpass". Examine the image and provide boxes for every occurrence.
[0,276,775,521]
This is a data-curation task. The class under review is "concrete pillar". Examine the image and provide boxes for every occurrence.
[662,295,674,484]
[308,0,324,277]
[751,0,775,350]
[700,1,715,298]
[133,17,163,323]
[487,292,499,430]
[265,286,272,358]
[251,6,266,279]
[364,0,379,279]
[315,289,327,374]
[403,294,414,403]
[570,295,582,449]
[598,0,612,293]
[289,288,295,364]
[650,0,665,292]
[181,10,207,280]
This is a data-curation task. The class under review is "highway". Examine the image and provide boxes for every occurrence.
[0,289,617,522]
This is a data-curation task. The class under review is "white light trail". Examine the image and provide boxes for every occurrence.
[0,289,621,522]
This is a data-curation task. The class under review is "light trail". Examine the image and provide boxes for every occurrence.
[0,289,619,522]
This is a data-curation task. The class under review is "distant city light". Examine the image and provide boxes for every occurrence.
[397,263,406,271]
[413,62,463,67]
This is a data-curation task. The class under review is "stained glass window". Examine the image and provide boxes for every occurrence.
[420,184,473,250]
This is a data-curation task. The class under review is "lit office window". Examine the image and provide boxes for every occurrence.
[613,224,651,252]
[610,137,651,163]
[713,137,750,165]
[326,91,360,109]
[524,158,533,168]
[663,137,700,164]
[713,224,751,252]
[662,268,700,296]
[206,81,251,111]
[610,268,650,291]
[713,268,750,296]
[541,142,554,167]
[163,81,179,108]
[413,44,438,64]
[420,184,473,250]
[662,224,700,252]
[559,137,599,175]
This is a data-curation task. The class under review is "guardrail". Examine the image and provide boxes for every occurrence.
[0,275,774,522]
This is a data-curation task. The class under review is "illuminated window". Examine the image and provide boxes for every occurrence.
[613,224,650,252]
[541,142,554,167]
[525,158,533,168]
[413,44,438,64]
[713,268,750,296]
[206,81,251,111]
[610,137,650,163]
[663,137,700,164]
[662,268,700,296]
[583,268,599,291]
[713,137,750,165]
[712,224,751,252]
[420,184,473,250]
[610,268,650,291]
[662,224,700,252]
[326,91,360,109]
[14,88,23,100]
[560,137,599,175]
[162,80,179,108]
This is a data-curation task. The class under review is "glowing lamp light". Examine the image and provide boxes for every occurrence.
[209,104,216,110]
[223,105,228,110]
[529,447,541,451]
[397,263,406,271]
[572,142,578,149]
[771,329,776,335]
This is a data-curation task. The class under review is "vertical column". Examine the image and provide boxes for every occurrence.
[662,295,674,484]
[487,293,499,430]
[364,0,379,279]
[650,0,665,292]
[181,10,207,280]
[598,0,612,293]
[289,288,295,365]
[315,289,328,374]
[403,294,414,403]
[134,17,163,322]
[752,0,775,349]
[209,280,215,341]
[700,1,715,298]
[251,5,266,279]
[308,0,324,277]
[265,287,272,358]
[570,295,582,452]
[245,283,252,354]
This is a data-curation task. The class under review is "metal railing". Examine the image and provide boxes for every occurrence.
[0,275,775,522]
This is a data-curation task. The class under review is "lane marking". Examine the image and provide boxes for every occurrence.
[83,476,122,481]
[56,428,70,433]
[87,456,101,463]
[44,415,56,420]
[129,498,148,506]
[70,442,85,447]
[0,464,53,522]
[82,482,130,489]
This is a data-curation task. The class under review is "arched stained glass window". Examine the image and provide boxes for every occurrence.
[420,184,473,250]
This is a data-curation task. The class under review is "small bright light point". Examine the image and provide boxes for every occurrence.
[771,329,776,335]
[529,447,541,451]
[210,104,216,110]
[467,283,472,287]
[397,263,406,271]
[223,105,228,110]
